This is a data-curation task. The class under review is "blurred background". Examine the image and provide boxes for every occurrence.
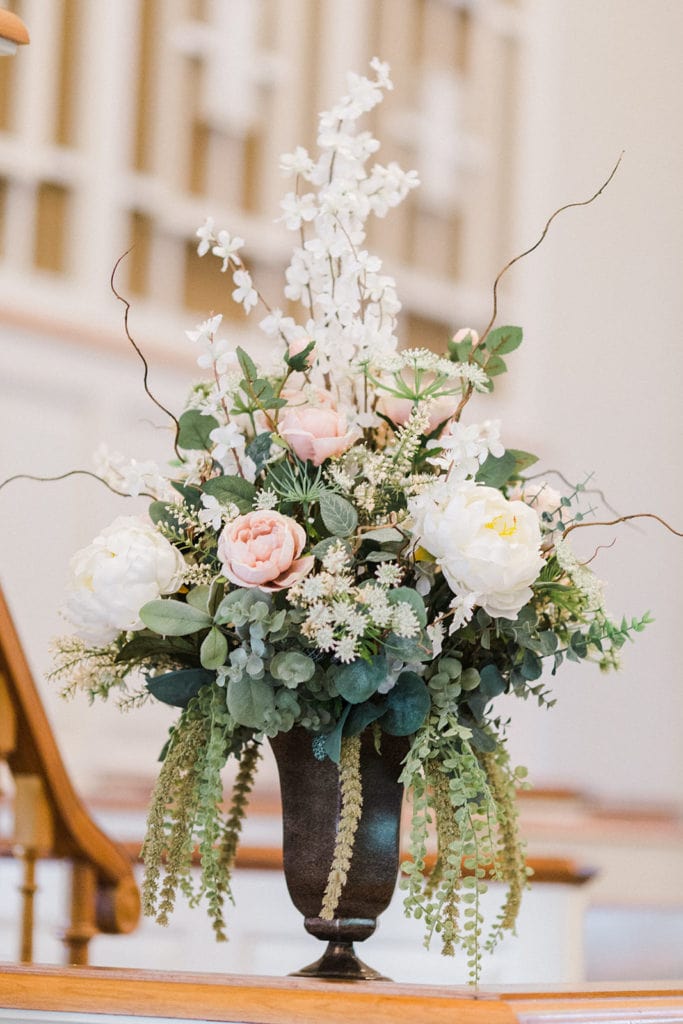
[0,0,682,985]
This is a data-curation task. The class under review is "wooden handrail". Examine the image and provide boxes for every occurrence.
[0,964,682,1024]
[0,585,140,961]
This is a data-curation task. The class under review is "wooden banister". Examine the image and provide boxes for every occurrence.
[0,585,140,962]
[0,964,682,1024]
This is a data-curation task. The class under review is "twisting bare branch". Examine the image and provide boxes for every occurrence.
[452,155,623,424]
[563,512,683,541]
[0,469,154,500]
[110,251,184,461]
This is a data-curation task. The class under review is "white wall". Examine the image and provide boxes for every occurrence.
[497,0,683,805]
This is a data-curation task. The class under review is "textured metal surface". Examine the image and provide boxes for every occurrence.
[270,727,408,980]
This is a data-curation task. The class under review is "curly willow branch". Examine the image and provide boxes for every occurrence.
[319,734,363,920]
[453,154,623,424]
[0,468,153,500]
[563,512,683,541]
[110,250,184,461]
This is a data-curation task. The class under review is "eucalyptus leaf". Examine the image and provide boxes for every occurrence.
[147,668,214,707]
[383,631,433,662]
[318,491,358,537]
[344,698,387,737]
[227,674,275,728]
[382,672,430,736]
[140,599,212,636]
[336,654,387,704]
[177,409,219,451]
[478,664,507,699]
[362,527,404,543]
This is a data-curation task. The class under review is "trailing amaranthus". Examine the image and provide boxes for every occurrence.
[319,734,363,920]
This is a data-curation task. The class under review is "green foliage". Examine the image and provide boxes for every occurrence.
[318,490,358,537]
[382,672,430,736]
[177,409,219,451]
[476,450,517,488]
[140,599,212,636]
[202,475,256,514]
[336,654,388,703]
[147,668,214,708]
[200,627,228,670]
[226,674,276,728]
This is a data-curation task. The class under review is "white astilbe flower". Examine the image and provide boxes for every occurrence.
[391,602,420,638]
[254,488,279,511]
[427,419,505,478]
[555,539,606,610]
[375,562,403,587]
[321,541,351,575]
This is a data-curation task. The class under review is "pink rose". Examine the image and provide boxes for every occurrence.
[279,405,359,465]
[452,327,479,347]
[379,394,458,433]
[218,511,314,591]
[279,385,335,409]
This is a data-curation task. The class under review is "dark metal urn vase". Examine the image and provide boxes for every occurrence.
[270,726,408,981]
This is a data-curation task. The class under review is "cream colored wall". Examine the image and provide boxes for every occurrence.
[498,0,683,805]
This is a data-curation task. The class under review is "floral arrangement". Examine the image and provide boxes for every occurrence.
[49,61,652,982]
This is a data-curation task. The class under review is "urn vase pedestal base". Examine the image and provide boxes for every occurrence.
[269,727,408,982]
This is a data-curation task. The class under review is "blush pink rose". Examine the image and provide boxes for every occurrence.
[218,510,314,591]
[279,405,359,465]
[379,394,458,433]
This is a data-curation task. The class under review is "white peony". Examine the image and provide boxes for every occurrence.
[408,480,544,620]
[63,516,186,645]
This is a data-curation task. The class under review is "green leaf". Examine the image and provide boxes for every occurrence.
[318,491,358,536]
[186,586,211,613]
[202,474,256,514]
[386,587,427,628]
[484,354,507,377]
[200,626,228,670]
[312,536,353,561]
[147,668,214,707]
[335,654,387,704]
[478,664,507,699]
[508,449,539,474]
[177,409,219,451]
[236,346,258,382]
[140,599,212,636]
[284,340,315,371]
[246,432,273,472]
[484,325,523,355]
[323,704,352,763]
[171,481,202,508]
[148,501,181,530]
[381,672,430,736]
[383,632,433,662]
[521,649,543,680]
[361,527,404,543]
[226,674,275,728]
[344,699,387,737]
[476,449,517,488]
[116,632,196,664]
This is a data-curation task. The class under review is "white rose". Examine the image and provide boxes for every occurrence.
[63,516,186,645]
[408,481,544,620]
